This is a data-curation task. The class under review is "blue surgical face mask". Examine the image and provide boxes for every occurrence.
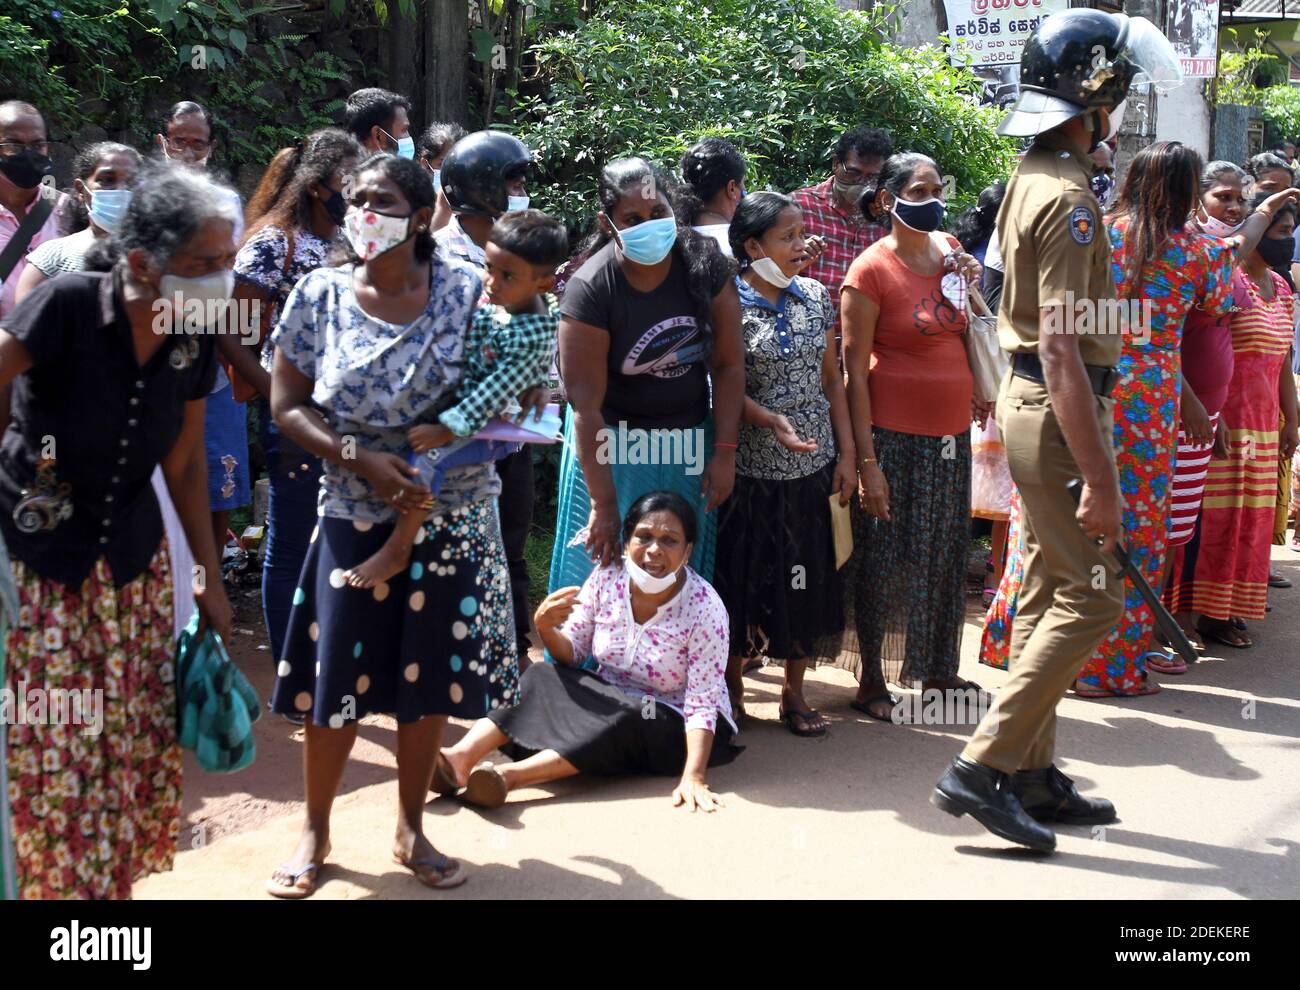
[431,169,442,194]
[88,187,133,235]
[384,129,415,160]
[507,194,530,213]
[891,195,947,233]
[612,215,677,265]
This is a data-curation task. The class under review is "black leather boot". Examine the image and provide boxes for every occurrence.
[932,756,1056,852]
[1012,765,1117,825]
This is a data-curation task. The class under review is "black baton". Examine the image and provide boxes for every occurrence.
[1066,480,1198,666]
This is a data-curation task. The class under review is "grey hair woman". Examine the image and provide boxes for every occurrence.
[0,160,237,899]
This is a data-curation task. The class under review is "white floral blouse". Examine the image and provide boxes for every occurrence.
[560,563,735,734]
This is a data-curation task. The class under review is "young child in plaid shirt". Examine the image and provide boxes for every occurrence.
[346,210,567,587]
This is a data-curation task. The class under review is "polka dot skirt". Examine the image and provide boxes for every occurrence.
[269,499,519,726]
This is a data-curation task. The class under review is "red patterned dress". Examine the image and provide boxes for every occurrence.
[981,220,1232,695]
[1165,269,1294,620]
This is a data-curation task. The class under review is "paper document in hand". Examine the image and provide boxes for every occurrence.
[472,403,562,444]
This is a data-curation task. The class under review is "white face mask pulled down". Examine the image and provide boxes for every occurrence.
[625,554,681,594]
[749,242,797,289]
[1198,210,1245,239]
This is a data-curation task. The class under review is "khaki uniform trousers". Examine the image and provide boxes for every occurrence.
[963,373,1125,774]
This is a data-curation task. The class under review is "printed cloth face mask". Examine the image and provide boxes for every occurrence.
[1090,172,1116,209]
[1198,210,1244,238]
[345,206,413,260]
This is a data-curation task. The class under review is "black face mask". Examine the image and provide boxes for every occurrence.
[0,149,53,190]
[1259,235,1295,270]
[322,188,348,227]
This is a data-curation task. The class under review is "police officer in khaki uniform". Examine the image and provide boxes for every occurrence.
[932,9,1184,852]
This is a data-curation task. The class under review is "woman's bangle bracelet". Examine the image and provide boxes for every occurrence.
[715,442,738,449]
[861,456,878,465]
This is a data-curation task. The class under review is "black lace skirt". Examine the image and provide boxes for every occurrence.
[841,426,970,687]
[712,461,845,665]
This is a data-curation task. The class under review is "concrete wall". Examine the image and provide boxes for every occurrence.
[1154,78,1214,156]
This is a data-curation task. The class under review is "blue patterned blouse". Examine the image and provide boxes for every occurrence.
[734,273,836,480]
[271,257,501,521]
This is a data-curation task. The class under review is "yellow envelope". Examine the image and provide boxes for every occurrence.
[829,493,853,570]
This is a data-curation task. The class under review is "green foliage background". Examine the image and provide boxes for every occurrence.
[1260,86,1300,148]
[510,0,1016,232]
[3,1,1014,217]
[0,1,358,172]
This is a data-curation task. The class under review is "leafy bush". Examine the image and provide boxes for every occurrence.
[510,0,1016,231]
[0,1,362,172]
[1260,86,1300,148]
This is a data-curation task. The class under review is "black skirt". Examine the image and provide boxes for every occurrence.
[841,426,970,687]
[712,461,845,665]
[488,662,742,777]
[269,501,519,726]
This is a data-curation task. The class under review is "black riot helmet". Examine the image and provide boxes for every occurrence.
[441,131,532,218]
[998,10,1182,138]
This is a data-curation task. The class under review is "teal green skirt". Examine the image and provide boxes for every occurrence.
[547,411,717,595]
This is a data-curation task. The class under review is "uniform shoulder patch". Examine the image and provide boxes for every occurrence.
[1069,206,1094,245]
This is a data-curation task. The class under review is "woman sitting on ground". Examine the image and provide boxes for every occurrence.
[436,491,740,812]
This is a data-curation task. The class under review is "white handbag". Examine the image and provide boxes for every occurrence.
[929,231,1008,405]
[964,282,1010,405]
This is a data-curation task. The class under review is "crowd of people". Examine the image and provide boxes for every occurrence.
[0,48,1297,898]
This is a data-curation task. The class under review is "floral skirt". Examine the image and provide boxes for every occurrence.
[270,500,518,725]
[4,544,180,900]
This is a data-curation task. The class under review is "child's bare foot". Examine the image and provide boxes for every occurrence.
[344,541,413,589]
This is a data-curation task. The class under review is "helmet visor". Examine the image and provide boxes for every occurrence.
[1120,16,1183,92]
[997,91,1088,137]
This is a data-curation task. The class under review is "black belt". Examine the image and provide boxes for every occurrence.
[1011,352,1120,398]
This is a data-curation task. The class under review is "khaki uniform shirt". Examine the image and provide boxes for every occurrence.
[995,131,1121,368]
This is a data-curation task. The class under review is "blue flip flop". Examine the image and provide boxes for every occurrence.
[1142,650,1187,675]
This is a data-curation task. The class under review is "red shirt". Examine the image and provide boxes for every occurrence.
[843,236,972,437]
[790,177,886,335]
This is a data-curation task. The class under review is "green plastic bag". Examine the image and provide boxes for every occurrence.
[175,614,261,773]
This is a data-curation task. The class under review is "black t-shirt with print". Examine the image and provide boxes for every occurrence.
[559,241,719,430]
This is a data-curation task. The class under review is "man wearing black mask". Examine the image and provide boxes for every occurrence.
[0,101,67,321]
